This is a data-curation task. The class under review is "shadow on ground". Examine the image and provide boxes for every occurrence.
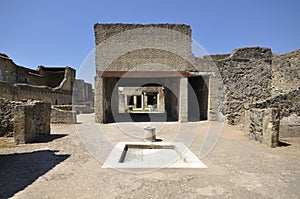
[0,150,70,199]
[35,134,68,143]
[278,140,291,147]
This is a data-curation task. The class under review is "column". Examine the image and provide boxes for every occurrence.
[179,77,188,122]
[208,75,220,121]
[94,76,104,123]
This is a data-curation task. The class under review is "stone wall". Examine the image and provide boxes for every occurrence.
[94,23,219,123]
[73,79,94,111]
[51,107,77,124]
[280,114,300,137]
[93,23,299,145]
[244,108,280,147]
[94,23,191,46]
[245,87,300,138]
[0,54,75,105]
[0,98,23,137]
[0,81,73,105]
[14,101,51,144]
[216,47,273,125]
[94,23,195,73]
[272,49,300,94]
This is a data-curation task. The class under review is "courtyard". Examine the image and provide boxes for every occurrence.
[1,113,300,198]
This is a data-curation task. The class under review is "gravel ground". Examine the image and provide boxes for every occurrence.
[1,113,300,198]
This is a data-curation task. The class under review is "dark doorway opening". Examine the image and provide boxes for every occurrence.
[188,76,209,121]
[136,95,142,108]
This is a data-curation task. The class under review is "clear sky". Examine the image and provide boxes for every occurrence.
[1,0,300,83]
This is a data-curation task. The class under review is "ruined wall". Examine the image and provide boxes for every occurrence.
[0,55,75,105]
[73,79,94,109]
[51,107,77,124]
[272,49,300,94]
[0,82,72,105]
[216,47,273,125]
[0,98,24,137]
[94,24,198,123]
[244,108,279,147]
[280,114,300,137]
[245,87,300,118]
[1,55,45,85]
[244,87,300,138]
[0,54,19,83]
[14,101,51,144]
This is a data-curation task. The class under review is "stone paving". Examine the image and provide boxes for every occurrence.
[1,113,300,198]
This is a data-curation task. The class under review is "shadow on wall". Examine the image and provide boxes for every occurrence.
[0,150,70,199]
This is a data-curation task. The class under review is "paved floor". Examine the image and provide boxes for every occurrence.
[1,113,300,198]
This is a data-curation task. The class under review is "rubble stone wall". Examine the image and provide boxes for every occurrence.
[0,81,72,105]
[14,101,51,144]
[216,47,273,125]
[245,87,300,138]
[244,108,280,147]
[272,50,300,94]
[0,55,75,105]
[51,107,77,124]
[0,98,23,136]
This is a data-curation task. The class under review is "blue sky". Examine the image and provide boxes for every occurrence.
[1,0,300,83]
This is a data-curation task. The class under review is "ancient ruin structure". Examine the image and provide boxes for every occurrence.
[0,53,75,105]
[94,24,217,123]
[0,97,51,143]
[73,79,94,113]
[0,53,78,142]
[94,23,300,147]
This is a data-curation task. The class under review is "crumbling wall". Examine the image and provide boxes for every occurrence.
[272,49,300,94]
[14,101,51,144]
[217,47,273,125]
[0,55,75,105]
[0,81,15,100]
[73,79,94,111]
[94,24,199,123]
[1,82,72,105]
[0,54,18,83]
[245,87,300,138]
[51,107,77,124]
[0,98,23,137]
[244,107,280,147]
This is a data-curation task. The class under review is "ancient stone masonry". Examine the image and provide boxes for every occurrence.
[51,105,77,124]
[73,79,94,113]
[0,98,23,137]
[93,23,300,147]
[14,101,51,144]
[244,107,280,147]
[94,23,219,123]
[245,87,300,139]
[0,54,76,105]
[272,49,300,94]
[215,47,273,125]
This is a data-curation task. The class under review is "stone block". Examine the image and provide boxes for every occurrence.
[51,107,77,124]
[263,108,280,147]
[14,101,51,144]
